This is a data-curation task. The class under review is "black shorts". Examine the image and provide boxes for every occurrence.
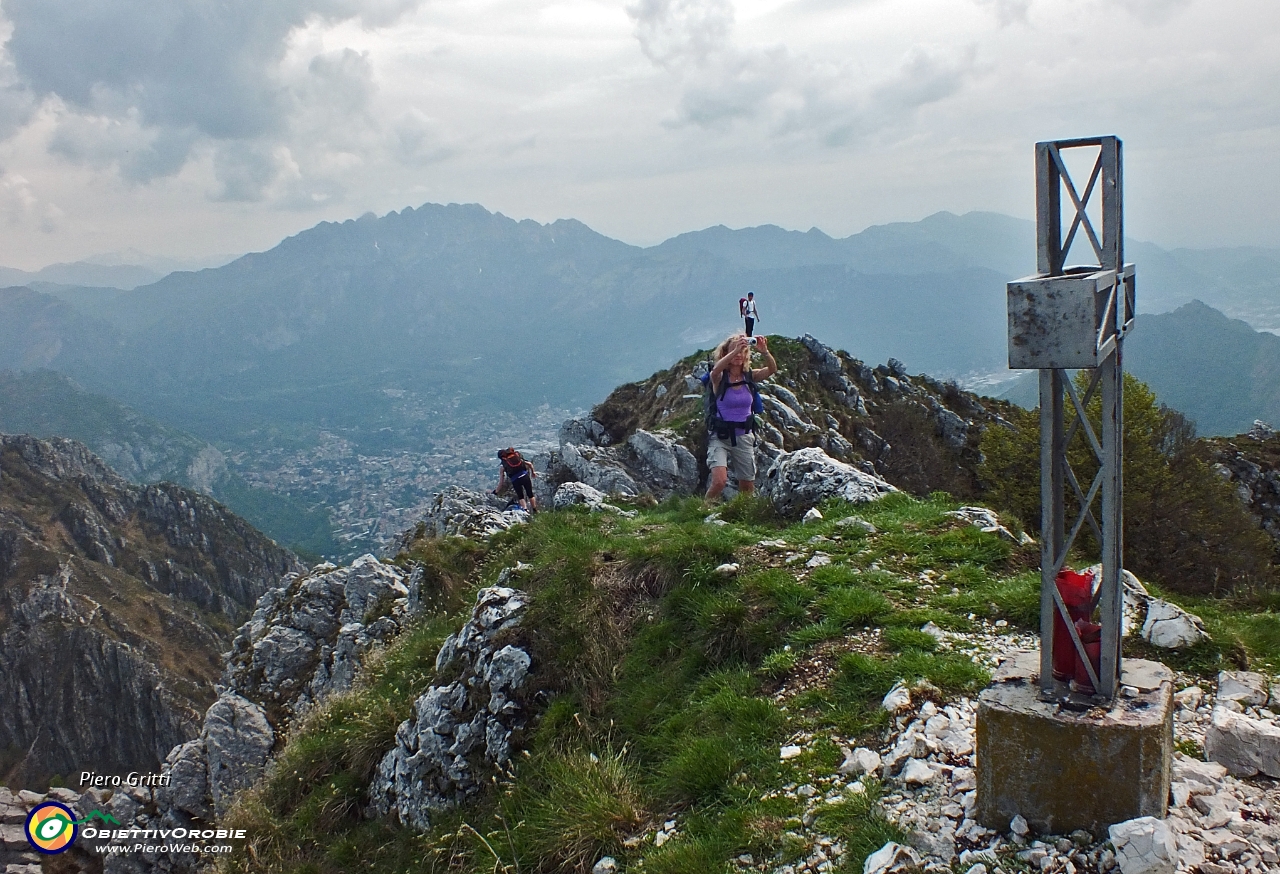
[510,474,533,500]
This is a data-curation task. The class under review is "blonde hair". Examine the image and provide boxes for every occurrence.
[714,334,750,361]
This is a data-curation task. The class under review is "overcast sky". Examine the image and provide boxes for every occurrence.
[0,0,1276,270]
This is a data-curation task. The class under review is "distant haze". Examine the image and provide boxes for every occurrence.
[0,0,1276,269]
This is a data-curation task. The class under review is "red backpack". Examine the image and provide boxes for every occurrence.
[499,448,527,476]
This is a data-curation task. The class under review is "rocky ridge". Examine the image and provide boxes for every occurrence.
[68,555,418,873]
[0,556,534,874]
[540,335,1005,508]
[369,583,531,830]
[6,337,1278,874]
[1207,421,1280,559]
[0,434,301,789]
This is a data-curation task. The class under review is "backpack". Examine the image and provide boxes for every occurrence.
[499,448,529,477]
[701,367,764,445]
[739,297,748,316]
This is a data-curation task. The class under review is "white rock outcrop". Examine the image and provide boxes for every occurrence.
[762,447,897,516]
[552,481,635,516]
[626,429,700,494]
[1216,670,1270,706]
[1140,599,1209,649]
[863,841,920,874]
[415,486,528,539]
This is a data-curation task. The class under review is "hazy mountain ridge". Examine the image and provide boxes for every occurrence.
[998,300,1280,436]
[0,370,226,489]
[4,202,1280,560]
[0,250,240,292]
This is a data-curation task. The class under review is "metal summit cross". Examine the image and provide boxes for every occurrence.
[1006,136,1137,701]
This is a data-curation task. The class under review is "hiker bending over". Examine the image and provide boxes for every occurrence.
[494,448,538,513]
[704,334,777,500]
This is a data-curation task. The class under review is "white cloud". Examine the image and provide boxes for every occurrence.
[0,0,1276,267]
[972,0,1030,27]
[629,0,974,145]
[0,0,423,200]
[0,170,62,232]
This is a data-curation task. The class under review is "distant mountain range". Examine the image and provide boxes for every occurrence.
[2,203,1278,559]
[1,206,1036,452]
[0,251,238,291]
[998,300,1280,436]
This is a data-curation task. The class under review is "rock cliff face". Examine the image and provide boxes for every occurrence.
[0,434,301,789]
[1206,422,1280,558]
[20,555,417,874]
[165,556,414,817]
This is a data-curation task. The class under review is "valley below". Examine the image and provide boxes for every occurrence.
[225,401,571,557]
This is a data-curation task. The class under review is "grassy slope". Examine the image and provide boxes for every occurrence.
[219,492,1280,874]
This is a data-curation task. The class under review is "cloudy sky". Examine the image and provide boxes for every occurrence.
[0,0,1276,269]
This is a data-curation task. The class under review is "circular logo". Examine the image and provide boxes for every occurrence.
[25,801,79,854]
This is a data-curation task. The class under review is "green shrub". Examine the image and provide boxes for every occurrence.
[507,747,649,872]
[979,373,1275,594]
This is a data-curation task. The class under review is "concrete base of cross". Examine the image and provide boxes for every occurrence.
[975,651,1173,836]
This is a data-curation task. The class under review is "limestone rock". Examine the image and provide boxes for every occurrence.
[412,486,528,540]
[946,506,1018,542]
[156,740,211,820]
[932,404,969,451]
[762,394,814,434]
[1172,686,1204,711]
[559,443,640,495]
[1204,705,1280,778]
[222,555,411,717]
[839,747,882,777]
[1216,670,1270,706]
[625,430,699,494]
[1248,420,1276,441]
[559,416,611,448]
[882,681,911,714]
[1107,816,1177,874]
[0,435,301,789]
[370,587,531,831]
[863,841,920,874]
[1140,599,1209,649]
[551,423,701,500]
[900,758,935,786]
[552,482,634,516]
[762,447,897,516]
[553,480,607,509]
[203,693,274,816]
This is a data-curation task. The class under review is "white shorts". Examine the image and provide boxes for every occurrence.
[707,431,757,482]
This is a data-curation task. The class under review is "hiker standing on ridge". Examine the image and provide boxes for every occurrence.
[704,334,777,501]
[494,447,538,513]
[741,292,760,337]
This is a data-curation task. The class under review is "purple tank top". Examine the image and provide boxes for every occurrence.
[717,379,754,433]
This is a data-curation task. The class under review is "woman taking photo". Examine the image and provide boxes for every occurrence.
[704,334,777,500]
